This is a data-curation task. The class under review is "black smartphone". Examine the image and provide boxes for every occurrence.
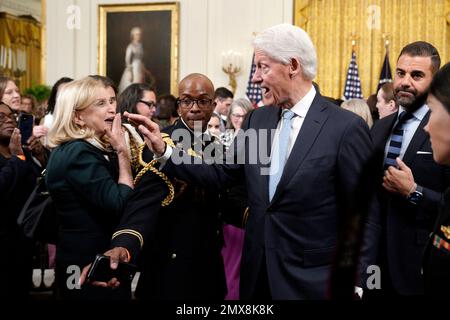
[18,113,34,145]
[86,254,137,283]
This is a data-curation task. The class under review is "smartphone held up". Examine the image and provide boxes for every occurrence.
[18,113,34,146]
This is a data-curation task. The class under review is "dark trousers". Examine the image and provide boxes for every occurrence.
[252,258,272,300]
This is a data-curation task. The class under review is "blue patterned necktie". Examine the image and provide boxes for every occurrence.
[269,109,295,201]
[384,111,414,170]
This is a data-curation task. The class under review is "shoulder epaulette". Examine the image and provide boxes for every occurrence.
[161,133,176,148]
[187,147,201,159]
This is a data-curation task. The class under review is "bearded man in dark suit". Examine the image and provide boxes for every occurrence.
[370,41,450,297]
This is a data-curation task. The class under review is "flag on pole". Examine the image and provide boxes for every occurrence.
[377,51,393,92]
[342,51,363,100]
[246,54,262,107]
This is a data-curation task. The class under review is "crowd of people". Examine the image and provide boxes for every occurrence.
[0,23,449,301]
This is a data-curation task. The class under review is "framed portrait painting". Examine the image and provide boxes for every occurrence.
[98,3,179,95]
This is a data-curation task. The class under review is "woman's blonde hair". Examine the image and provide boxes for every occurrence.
[341,98,374,128]
[47,76,107,148]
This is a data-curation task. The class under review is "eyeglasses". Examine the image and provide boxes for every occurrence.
[139,100,156,108]
[231,113,245,119]
[0,111,17,123]
[177,98,213,110]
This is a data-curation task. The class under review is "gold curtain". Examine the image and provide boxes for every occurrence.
[0,12,41,92]
[294,0,450,99]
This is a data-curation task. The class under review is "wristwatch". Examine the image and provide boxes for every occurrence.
[407,184,424,205]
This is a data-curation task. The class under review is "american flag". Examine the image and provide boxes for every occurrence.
[246,54,262,107]
[342,51,363,100]
[376,51,393,92]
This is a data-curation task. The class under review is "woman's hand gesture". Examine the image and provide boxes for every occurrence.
[105,114,127,155]
[9,128,24,156]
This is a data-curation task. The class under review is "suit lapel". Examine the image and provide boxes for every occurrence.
[270,95,330,204]
[375,113,397,150]
[402,111,430,165]
[263,106,282,158]
[371,113,397,173]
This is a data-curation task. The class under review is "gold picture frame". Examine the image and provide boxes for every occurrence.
[98,2,179,95]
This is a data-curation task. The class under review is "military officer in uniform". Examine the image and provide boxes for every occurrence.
[127,73,228,300]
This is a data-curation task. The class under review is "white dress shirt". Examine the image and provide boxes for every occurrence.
[270,85,316,161]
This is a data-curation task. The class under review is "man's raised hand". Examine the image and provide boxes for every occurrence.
[123,112,166,156]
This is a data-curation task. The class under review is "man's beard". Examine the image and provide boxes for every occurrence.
[395,89,428,113]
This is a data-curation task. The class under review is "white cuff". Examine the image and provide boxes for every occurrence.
[31,155,43,168]
[354,286,363,299]
[153,145,172,169]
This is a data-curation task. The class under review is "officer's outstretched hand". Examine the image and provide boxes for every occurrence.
[124,112,166,157]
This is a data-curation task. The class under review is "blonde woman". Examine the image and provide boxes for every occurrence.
[341,98,374,128]
[46,76,139,300]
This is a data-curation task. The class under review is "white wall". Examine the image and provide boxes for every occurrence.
[45,0,293,98]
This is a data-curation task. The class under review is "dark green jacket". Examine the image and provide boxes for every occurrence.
[46,139,136,299]
[46,140,134,263]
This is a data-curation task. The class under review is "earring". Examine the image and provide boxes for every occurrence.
[79,128,86,135]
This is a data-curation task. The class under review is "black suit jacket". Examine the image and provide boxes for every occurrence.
[164,94,380,299]
[0,152,39,298]
[371,111,450,295]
